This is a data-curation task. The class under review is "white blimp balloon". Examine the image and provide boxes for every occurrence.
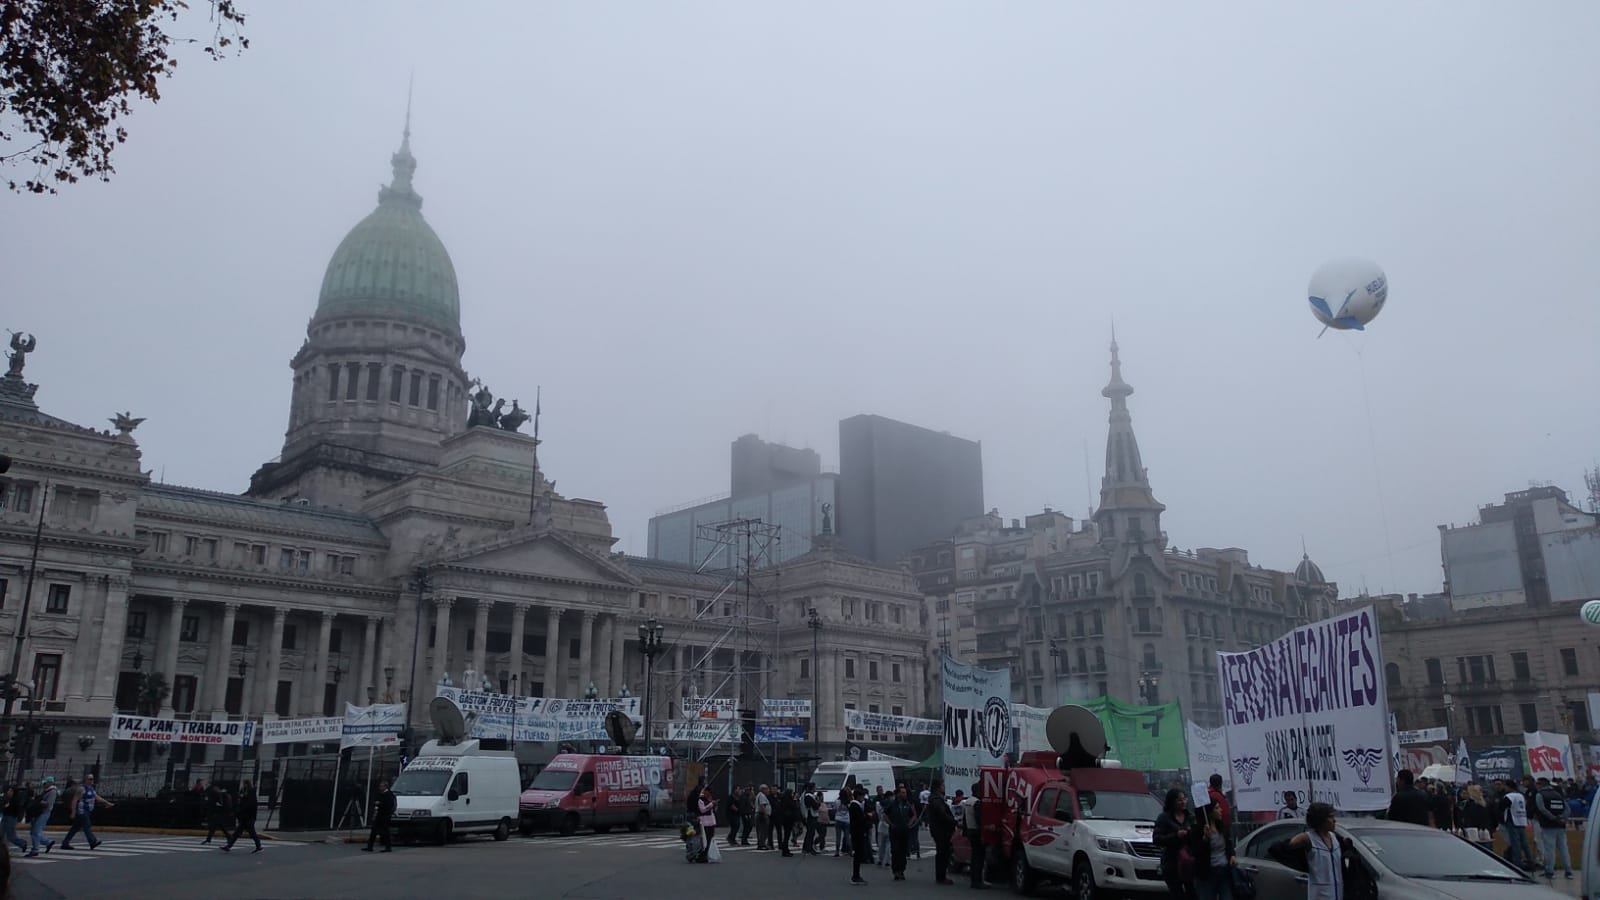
[1308,258,1388,335]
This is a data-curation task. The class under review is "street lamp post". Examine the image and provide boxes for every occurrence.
[404,568,430,758]
[3,480,48,779]
[1048,640,1063,706]
[807,608,822,765]
[637,619,665,754]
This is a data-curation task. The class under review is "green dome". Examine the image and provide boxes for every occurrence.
[316,134,461,334]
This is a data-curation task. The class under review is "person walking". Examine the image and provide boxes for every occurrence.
[925,783,957,886]
[1194,803,1236,900]
[363,779,396,852]
[1497,778,1532,869]
[1154,788,1199,899]
[738,785,755,847]
[1533,777,1573,880]
[724,787,743,848]
[802,783,820,855]
[873,786,890,866]
[202,780,233,844]
[220,780,262,853]
[847,786,875,886]
[25,776,57,858]
[1386,770,1430,826]
[833,789,851,857]
[754,784,773,850]
[1285,803,1344,900]
[1,784,29,855]
[774,787,796,857]
[60,774,112,850]
[696,786,718,862]
[912,783,927,859]
[884,783,916,881]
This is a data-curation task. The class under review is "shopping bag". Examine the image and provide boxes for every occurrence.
[706,839,723,863]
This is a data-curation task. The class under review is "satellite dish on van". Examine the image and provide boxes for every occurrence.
[1045,705,1108,769]
[430,697,468,744]
[605,710,636,750]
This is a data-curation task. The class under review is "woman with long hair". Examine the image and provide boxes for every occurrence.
[1194,802,1237,900]
[1286,802,1342,900]
[1459,784,1493,851]
[1153,788,1199,899]
[695,785,718,862]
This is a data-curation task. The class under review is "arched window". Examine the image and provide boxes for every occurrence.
[1385,662,1401,686]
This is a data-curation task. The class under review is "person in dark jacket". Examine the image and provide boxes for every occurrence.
[738,785,756,847]
[1,785,29,855]
[847,786,875,886]
[774,788,798,857]
[1386,770,1431,826]
[1153,788,1200,899]
[220,780,262,853]
[925,783,958,886]
[882,784,917,881]
[202,781,232,844]
[363,779,396,852]
[1193,802,1236,900]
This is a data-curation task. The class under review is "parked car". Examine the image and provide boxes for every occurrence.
[1236,817,1567,899]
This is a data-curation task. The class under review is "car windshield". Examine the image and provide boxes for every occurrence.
[811,772,849,790]
[391,770,450,797]
[1349,827,1530,881]
[1077,790,1162,822]
[529,769,578,792]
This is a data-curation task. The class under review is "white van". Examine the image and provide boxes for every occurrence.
[809,760,905,810]
[391,699,521,844]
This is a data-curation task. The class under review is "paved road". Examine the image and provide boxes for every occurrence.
[8,829,1036,900]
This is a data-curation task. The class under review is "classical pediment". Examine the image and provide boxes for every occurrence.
[436,529,639,590]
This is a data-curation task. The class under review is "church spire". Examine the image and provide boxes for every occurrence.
[1094,333,1164,547]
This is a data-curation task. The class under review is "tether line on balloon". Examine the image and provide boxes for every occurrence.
[1343,334,1400,592]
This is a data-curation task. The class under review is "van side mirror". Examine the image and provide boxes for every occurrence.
[448,789,460,801]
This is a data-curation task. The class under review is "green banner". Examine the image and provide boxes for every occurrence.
[1080,696,1186,771]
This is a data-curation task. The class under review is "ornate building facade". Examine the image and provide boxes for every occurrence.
[0,126,932,777]
[910,339,1339,727]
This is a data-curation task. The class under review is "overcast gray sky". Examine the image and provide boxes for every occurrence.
[4,1,1597,596]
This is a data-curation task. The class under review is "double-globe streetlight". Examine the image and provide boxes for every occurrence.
[637,619,666,754]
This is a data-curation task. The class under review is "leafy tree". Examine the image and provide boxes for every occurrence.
[136,671,171,716]
[0,0,248,193]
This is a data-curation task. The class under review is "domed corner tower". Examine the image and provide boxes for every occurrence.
[247,120,470,509]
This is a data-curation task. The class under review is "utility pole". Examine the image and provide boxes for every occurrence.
[3,479,48,778]
[807,608,822,766]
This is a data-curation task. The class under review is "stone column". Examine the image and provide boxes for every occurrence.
[610,619,627,696]
[472,599,492,684]
[577,611,596,696]
[542,606,562,697]
[66,575,108,702]
[360,616,379,705]
[307,611,334,716]
[212,602,239,715]
[701,648,715,697]
[263,608,286,718]
[509,604,527,695]
[159,598,188,716]
[91,576,131,708]
[819,648,837,749]
[378,617,395,703]
[595,615,613,697]
[431,598,454,690]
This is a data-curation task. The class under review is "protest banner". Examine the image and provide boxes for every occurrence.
[1524,731,1574,780]
[1217,605,1390,811]
[259,716,342,745]
[341,703,406,749]
[941,655,1011,789]
[1396,726,1448,745]
[681,697,736,720]
[1186,721,1231,789]
[1011,704,1052,754]
[668,721,734,743]
[110,715,256,746]
[761,699,812,719]
[1080,697,1186,770]
[1469,745,1525,783]
[845,708,942,736]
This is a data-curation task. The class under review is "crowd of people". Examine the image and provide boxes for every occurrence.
[0,774,114,858]
[682,779,982,887]
[197,778,262,852]
[1387,767,1588,881]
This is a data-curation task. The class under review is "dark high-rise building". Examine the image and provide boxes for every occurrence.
[837,414,983,565]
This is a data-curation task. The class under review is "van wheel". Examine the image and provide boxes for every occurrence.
[559,812,579,837]
[630,811,650,833]
[594,825,612,835]
[518,817,533,837]
[494,819,511,842]
[1072,857,1098,900]
[1011,848,1037,895]
[435,820,452,846]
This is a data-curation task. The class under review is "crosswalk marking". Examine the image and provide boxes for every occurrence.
[13,836,289,866]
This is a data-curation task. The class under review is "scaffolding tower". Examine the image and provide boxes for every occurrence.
[669,518,783,773]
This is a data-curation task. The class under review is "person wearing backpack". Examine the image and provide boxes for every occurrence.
[1533,777,1573,881]
[25,776,57,858]
[1,784,29,854]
